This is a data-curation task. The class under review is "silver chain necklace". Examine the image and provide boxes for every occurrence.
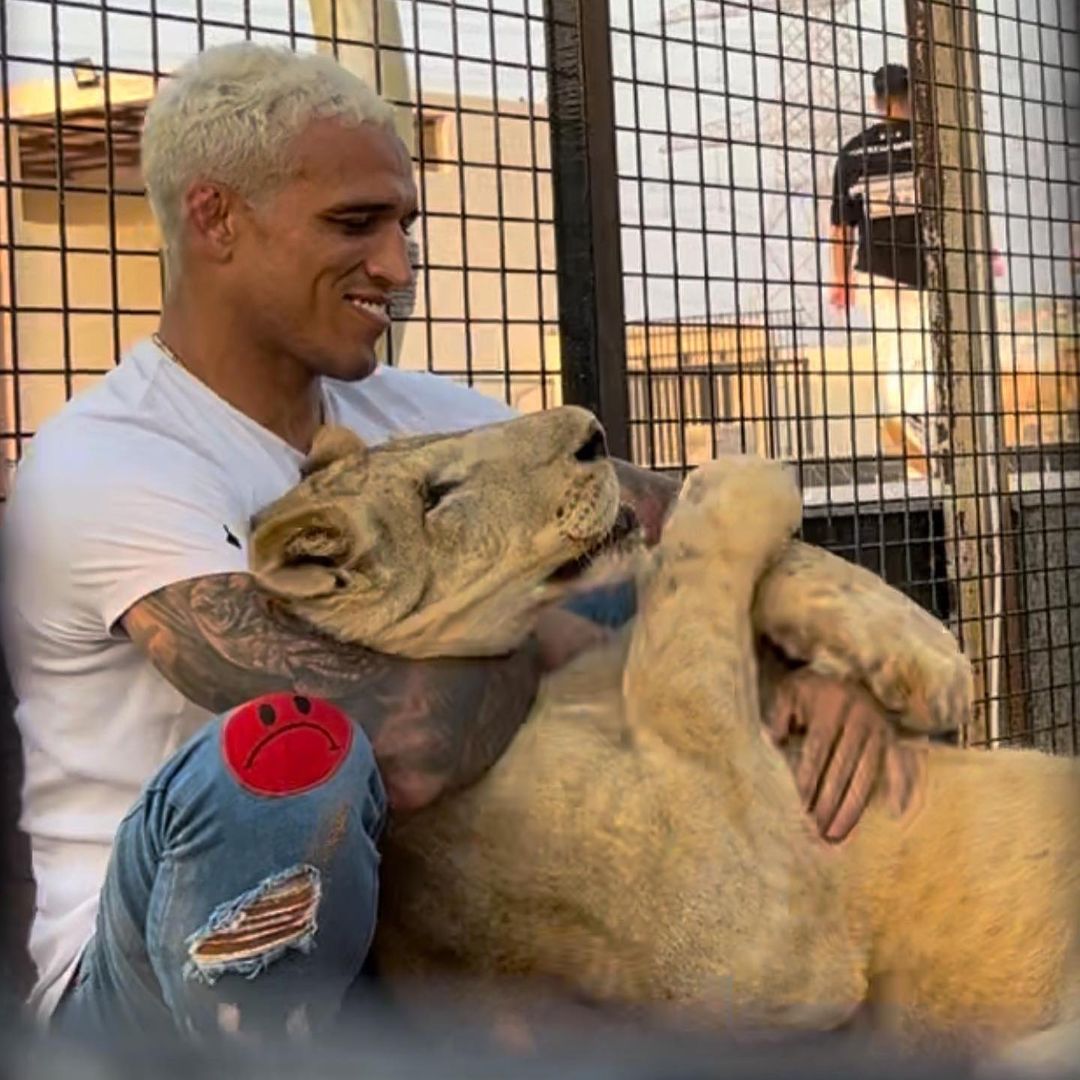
[151,331,183,368]
[150,332,327,428]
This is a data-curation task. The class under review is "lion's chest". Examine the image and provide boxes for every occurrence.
[374,648,850,1003]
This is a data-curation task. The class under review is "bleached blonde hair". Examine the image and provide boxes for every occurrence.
[141,41,397,281]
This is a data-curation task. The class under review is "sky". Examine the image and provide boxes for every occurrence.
[5,0,1077,336]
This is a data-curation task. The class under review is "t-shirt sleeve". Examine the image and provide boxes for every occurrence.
[6,437,250,638]
[829,152,861,228]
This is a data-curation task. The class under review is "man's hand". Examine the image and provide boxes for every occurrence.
[828,222,856,312]
[828,280,855,312]
[766,668,923,843]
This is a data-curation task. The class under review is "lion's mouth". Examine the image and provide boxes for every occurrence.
[547,504,642,583]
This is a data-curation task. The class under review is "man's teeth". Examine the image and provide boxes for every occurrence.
[349,298,387,317]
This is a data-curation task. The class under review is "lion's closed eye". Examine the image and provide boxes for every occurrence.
[421,478,466,514]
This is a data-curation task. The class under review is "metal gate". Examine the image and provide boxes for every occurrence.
[1,0,1077,751]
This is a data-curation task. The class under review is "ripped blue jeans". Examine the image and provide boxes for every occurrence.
[52,692,386,1044]
[53,585,636,1045]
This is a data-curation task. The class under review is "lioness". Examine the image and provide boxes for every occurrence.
[248,405,1079,1059]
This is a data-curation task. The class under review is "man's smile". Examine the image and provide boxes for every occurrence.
[345,294,391,331]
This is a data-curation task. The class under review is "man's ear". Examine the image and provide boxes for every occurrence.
[184,181,239,264]
[249,503,375,601]
[302,425,369,478]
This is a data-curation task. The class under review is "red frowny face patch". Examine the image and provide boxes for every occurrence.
[221,692,353,797]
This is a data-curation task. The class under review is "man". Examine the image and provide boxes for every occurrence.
[3,42,918,1042]
[828,63,935,478]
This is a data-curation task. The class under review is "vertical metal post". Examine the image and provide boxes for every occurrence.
[543,0,629,459]
[906,0,1012,746]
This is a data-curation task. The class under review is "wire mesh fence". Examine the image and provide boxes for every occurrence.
[604,0,1078,753]
[0,0,561,469]
[0,0,1077,752]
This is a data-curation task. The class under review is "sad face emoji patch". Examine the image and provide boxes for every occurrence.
[221,692,354,797]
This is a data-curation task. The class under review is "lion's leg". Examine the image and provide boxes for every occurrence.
[752,541,972,734]
[618,456,870,1031]
[622,455,802,764]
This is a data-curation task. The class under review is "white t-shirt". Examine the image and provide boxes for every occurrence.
[2,338,516,1020]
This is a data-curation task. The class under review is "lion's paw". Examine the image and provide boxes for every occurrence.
[755,542,973,736]
[895,631,974,734]
[850,587,973,735]
[667,454,802,563]
[810,627,973,736]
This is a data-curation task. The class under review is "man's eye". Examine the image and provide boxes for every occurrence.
[422,479,462,513]
[340,219,374,234]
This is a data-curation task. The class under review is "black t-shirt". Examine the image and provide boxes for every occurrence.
[830,118,928,290]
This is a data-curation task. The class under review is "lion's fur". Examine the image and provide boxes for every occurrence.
[249,407,1079,1060]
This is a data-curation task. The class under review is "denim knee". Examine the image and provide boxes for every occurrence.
[158,692,388,982]
[61,693,388,1042]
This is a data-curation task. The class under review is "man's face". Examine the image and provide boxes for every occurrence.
[876,92,909,120]
[225,117,418,382]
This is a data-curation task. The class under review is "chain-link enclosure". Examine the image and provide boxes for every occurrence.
[1,0,561,454]
[592,0,1078,752]
[1,0,1077,751]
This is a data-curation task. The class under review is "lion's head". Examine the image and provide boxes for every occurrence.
[249,406,637,658]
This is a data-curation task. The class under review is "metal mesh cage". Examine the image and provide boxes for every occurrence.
[1,0,1077,751]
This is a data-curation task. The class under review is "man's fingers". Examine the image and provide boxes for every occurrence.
[765,691,798,743]
[795,709,842,806]
[824,727,883,842]
[810,716,873,835]
[491,1011,537,1056]
[765,672,814,743]
[884,742,921,817]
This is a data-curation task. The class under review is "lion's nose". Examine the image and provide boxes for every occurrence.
[518,405,608,465]
[573,420,609,463]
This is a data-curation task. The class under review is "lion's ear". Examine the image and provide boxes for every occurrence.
[301,425,368,478]
[249,503,375,601]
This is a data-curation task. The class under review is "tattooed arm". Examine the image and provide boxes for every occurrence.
[122,573,543,814]
[116,462,666,809]
[119,462,672,810]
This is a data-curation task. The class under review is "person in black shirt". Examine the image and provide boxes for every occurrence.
[828,63,934,477]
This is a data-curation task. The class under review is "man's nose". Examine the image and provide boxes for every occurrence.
[366,229,417,293]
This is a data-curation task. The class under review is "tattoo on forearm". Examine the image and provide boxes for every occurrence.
[123,574,540,811]
[612,460,680,544]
